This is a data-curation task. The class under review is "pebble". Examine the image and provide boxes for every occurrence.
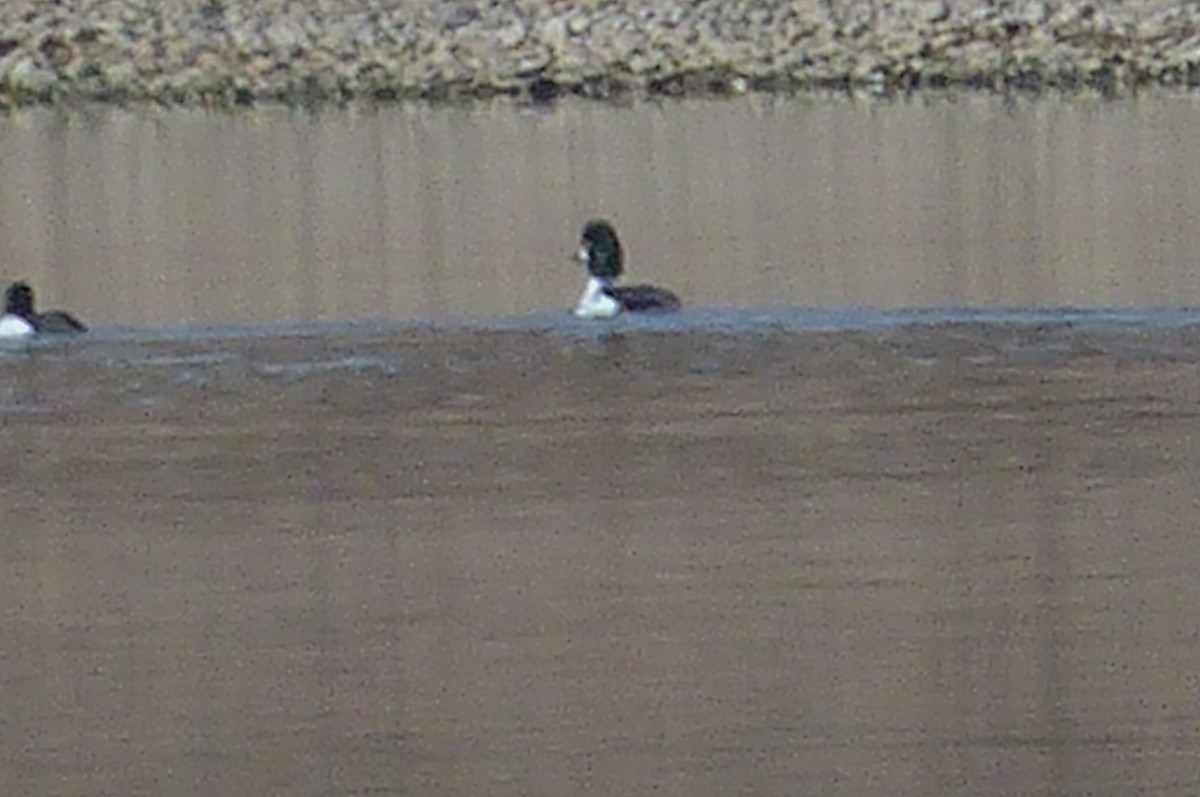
[1,0,1199,107]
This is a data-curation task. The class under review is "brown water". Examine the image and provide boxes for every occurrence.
[2,92,1200,327]
[4,95,1200,797]
[3,322,1200,796]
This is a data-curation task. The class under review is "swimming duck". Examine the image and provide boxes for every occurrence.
[573,219,681,319]
[0,281,87,338]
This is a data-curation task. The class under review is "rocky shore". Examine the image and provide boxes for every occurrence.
[2,0,1200,107]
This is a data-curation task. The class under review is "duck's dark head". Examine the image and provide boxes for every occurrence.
[578,219,624,280]
[5,282,34,318]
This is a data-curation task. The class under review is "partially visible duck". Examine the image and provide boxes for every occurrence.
[0,281,87,338]
[573,219,681,319]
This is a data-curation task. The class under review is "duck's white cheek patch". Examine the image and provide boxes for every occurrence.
[577,246,589,263]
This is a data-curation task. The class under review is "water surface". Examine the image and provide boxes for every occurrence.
[4,94,1200,797]
[3,322,1200,796]
[1,92,1199,329]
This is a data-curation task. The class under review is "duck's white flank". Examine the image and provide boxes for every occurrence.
[574,277,621,319]
[0,314,35,338]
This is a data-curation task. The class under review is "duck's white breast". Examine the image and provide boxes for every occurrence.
[0,314,35,338]
[574,277,621,319]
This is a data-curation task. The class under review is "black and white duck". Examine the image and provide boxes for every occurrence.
[572,220,680,319]
[0,281,87,338]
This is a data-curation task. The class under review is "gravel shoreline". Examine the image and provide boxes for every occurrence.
[2,0,1200,107]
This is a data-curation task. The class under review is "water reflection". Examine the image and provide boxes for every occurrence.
[1,93,1199,329]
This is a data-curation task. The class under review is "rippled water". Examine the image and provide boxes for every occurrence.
[2,92,1200,330]
[4,95,1200,797]
[4,320,1200,796]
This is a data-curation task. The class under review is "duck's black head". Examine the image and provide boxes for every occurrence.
[579,219,624,280]
[5,282,34,318]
